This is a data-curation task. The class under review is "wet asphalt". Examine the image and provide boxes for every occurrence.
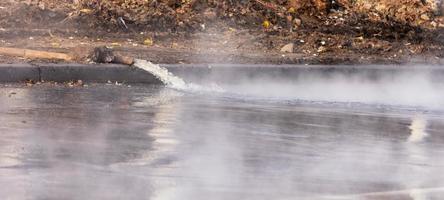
[1,84,444,200]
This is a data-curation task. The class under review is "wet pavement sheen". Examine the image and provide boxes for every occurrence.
[1,84,444,200]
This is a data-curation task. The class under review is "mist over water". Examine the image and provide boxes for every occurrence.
[1,62,439,199]
[135,61,444,110]
[2,83,444,199]
[125,62,444,199]
[220,73,444,109]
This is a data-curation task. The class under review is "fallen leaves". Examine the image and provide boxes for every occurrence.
[143,38,154,46]
[354,0,437,26]
[262,20,271,29]
[71,0,442,38]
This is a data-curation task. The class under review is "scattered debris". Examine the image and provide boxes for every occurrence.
[2,0,444,64]
[317,46,327,53]
[67,80,83,87]
[117,17,128,29]
[354,0,438,27]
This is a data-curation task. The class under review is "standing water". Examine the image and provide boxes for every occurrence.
[2,61,444,199]
[1,84,444,200]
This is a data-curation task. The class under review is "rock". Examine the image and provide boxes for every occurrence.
[92,46,134,65]
[421,14,430,21]
[431,21,437,27]
[293,18,302,27]
[317,46,327,53]
[92,46,115,63]
[280,43,295,53]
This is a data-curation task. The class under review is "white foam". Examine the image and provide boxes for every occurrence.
[133,59,224,93]
[133,59,187,89]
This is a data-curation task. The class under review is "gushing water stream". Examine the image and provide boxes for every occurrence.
[133,59,223,92]
[133,59,187,89]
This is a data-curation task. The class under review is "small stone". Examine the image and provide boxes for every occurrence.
[280,43,295,53]
[317,46,327,53]
[420,14,430,21]
[293,18,302,26]
[431,21,438,28]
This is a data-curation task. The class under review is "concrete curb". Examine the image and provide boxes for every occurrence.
[0,63,444,84]
[0,64,40,82]
[39,64,161,84]
[0,63,162,84]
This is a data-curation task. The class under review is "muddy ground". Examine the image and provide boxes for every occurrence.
[1,0,444,65]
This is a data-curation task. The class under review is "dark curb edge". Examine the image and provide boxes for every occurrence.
[0,63,162,84]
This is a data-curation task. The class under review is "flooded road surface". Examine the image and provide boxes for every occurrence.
[1,84,444,200]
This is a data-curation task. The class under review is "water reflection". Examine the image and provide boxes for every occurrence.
[1,85,444,200]
[0,85,183,200]
[406,116,430,200]
[408,116,428,143]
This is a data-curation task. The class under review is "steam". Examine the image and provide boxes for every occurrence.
[152,105,244,200]
[162,66,444,110]
[129,62,444,199]
[134,60,444,110]
[219,72,444,109]
[3,83,444,200]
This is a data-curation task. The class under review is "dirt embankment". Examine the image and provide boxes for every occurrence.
[1,0,444,65]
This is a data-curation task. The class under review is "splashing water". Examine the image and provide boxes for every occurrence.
[133,59,187,89]
[133,59,224,92]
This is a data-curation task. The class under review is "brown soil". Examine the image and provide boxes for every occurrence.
[1,0,444,65]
